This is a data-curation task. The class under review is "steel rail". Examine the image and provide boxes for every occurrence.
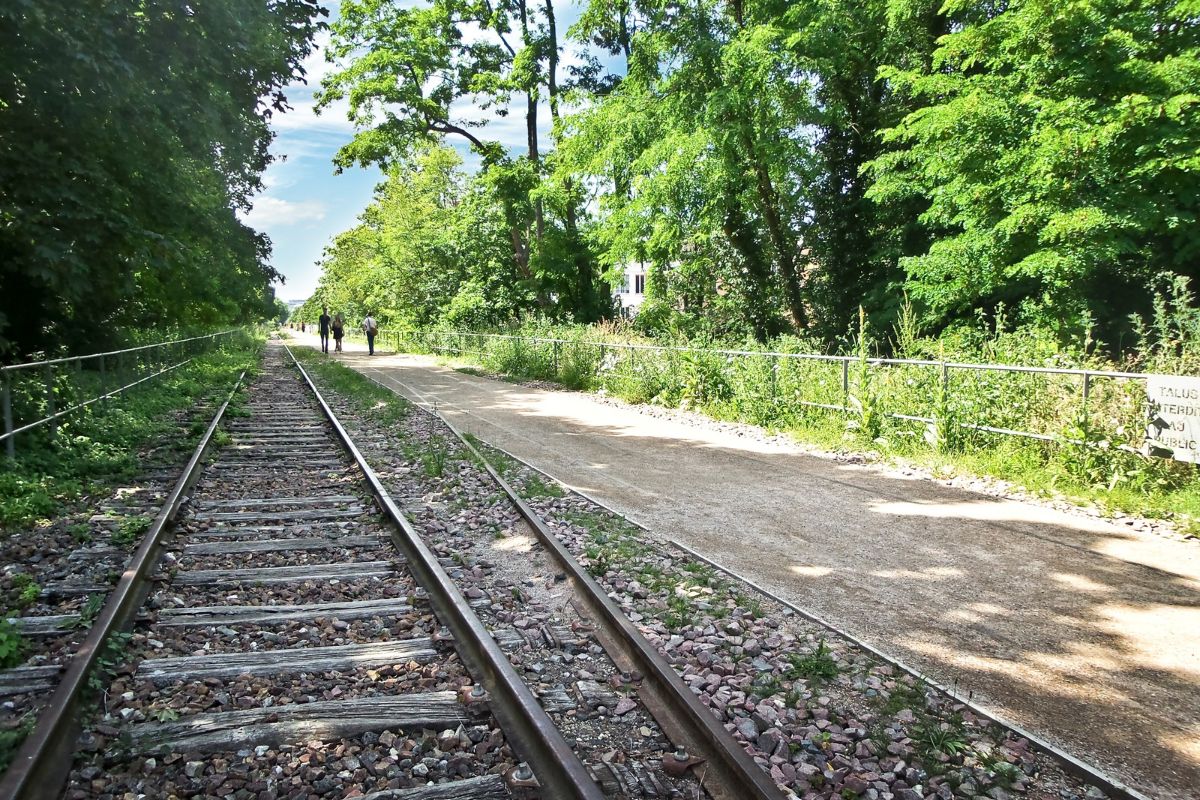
[284,345,604,800]
[0,370,247,800]
[352,367,786,800]
[388,388,1158,800]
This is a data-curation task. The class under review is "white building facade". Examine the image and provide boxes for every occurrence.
[613,261,648,316]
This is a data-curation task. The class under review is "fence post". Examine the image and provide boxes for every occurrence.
[841,359,850,406]
[940,361,949,410]
[98,355,107,399]
[553,340,560,377]
[3,371,13,460]
[770,355,778,404]
[1081,372,1091,425]
[44,364,56,440]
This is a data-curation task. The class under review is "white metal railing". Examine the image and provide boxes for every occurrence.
[387,329,1160,450]
[1,330,240,457]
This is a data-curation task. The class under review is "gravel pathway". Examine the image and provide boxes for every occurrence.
[297,344,1138,800]
[291,335,1199,800]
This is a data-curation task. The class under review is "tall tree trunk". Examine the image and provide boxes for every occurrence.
[741,127,807,330]
[721,183,776,344]
[544,0,600,320]
[518,0,545,247]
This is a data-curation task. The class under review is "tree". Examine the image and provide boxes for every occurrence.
[0,0,325,357]
[867,0,1200,343]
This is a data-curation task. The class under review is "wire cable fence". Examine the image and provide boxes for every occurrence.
[1,330,242,458]
[373,329,1163,456]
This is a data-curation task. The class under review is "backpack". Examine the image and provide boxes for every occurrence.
[367,318,377,333]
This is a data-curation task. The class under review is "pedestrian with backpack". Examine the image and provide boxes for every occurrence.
[332,313,345,352]
[363,311,378,355]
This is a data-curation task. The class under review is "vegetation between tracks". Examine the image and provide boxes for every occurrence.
[290,346,410,427]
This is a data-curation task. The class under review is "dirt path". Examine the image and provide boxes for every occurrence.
[291,333,1200,799]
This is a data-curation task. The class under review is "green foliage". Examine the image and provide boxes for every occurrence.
[0,616,27,669]
[416,314,1200,529]
[0,1,326,356]
[87,630,132,693]
[421,438,449,478]
[8,574,39,610]
[784,639,839,685]
[112,515,152,548]
[848,309,883,442]
[521,473,565,499]
[66,594,106,631]
[867,0,1200,345]
[304,0,1195,361]
[0,715,34,774]
[0,336,260,532]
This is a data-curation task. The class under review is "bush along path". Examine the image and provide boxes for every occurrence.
[0,335,262,774]
[293,352,1123,800]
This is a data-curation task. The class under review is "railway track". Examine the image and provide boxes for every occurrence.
[1,342,784,800]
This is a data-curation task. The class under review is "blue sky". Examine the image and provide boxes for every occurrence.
[247,1,593,303]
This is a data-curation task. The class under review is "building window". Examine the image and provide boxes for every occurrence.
[634,274,645,294]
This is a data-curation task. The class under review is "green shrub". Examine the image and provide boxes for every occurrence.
[0,616,27,669]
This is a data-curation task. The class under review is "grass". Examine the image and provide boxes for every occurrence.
[0,332,261,533]
[0,715,34,773]
[783,638,839,685]
[291,346,410,426]
[111,514,152,548]
[0,617,27,669]
[422,437,449,477]
[521,473,565,498]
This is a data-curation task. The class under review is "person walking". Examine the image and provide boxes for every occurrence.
[362,311,378,355]
[318,306,332,354]
[332,313,345,353]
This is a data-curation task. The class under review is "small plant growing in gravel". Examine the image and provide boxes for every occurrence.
[67,522,92,543]
[879,678,927,716]
[583,546,612,577]
[422,439,449,477]
[664,591,694,629]
[65,593,106,630]
[784,638,839,684]
[9,573,40,609]
[112,515,151,547]
[735,592,764,619]
[751,672,782,698]
[212,429,233,447]
[0,615,28,668]
[917,719,968,758]
[0,714,34,773]
[522,474,565,498]
[991,760,1023,788]
[87,631,132,693]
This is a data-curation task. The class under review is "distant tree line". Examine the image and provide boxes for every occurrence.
[300,0,1196,354]
[0,0,325,358]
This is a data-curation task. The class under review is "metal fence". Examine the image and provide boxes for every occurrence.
[392,329,1156,451]
[1,330,240,458]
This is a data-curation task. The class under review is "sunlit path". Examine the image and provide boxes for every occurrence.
[294,331,1200,800]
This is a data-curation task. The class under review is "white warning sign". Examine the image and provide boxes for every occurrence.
[1146,375,1200,462]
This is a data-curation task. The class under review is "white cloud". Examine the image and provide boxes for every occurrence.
[241,196,328,228]
[273,93,357,135]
